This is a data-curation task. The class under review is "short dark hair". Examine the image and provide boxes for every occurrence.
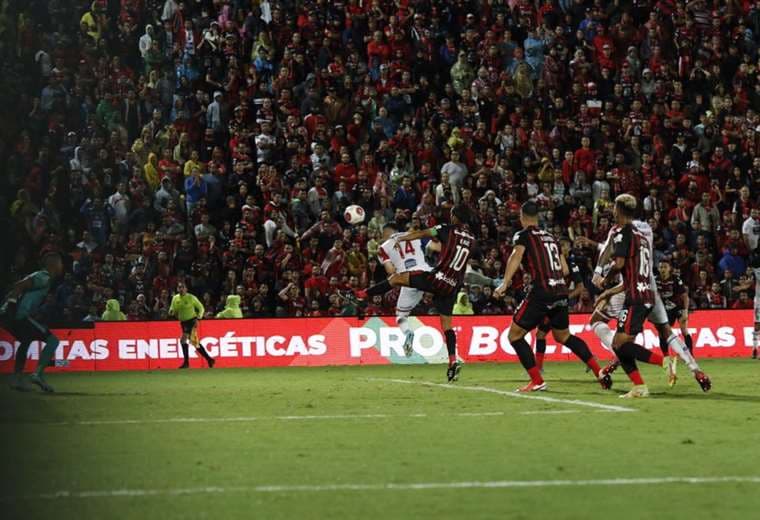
[521,201,539,217]
[451,204,471,225]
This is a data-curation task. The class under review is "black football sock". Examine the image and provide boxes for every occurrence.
[685,334,693,354]
[14,341,31,374]
[445,329,457,365]
[511,337,537,370]
[659,335,669,356]
[535,338,546,355]
[196,345,213,365]
[366,279,391,296]
[180,341,190,364]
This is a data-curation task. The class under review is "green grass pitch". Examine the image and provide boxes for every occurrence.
[2,359,759,519]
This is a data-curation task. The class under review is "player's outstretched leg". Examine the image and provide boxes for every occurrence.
[398,313,414,357]
[558,332,611,390]
[9,341,32,391]
[661,329,711,392]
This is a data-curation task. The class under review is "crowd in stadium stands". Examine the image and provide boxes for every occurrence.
[3,0,760,322]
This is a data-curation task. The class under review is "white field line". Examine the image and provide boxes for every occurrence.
[371,378,637,413]
[41,409,576,426]
[5,476,759,501]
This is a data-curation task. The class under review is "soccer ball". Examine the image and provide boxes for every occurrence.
[344,205,365,225]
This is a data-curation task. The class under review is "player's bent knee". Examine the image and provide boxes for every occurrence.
[553,329,571,344]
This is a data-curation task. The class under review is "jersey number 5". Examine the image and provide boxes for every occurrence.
[450,245,470,271]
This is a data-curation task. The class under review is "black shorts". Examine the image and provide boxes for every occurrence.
[617,304,652,336]
[666,308,684,326]
[408,271,458,316]
[537,316,552,333]
[1,316,50,343]
[513,292,569,332]
[180,318,198,335]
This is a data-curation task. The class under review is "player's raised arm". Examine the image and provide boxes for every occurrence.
[393,228,434,242]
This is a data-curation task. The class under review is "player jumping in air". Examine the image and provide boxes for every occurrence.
[169,282,215,369]
[377,222,437,356]
[494,201,612,392]
[1,251,64,392]
[593,196,710,392]
[353,205,476,382]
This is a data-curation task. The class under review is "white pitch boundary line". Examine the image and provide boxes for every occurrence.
[5,476,759,501]
[371,378,637,413]
[42,409,573,427]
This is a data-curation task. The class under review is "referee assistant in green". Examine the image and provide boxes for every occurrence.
[168,282,215,368]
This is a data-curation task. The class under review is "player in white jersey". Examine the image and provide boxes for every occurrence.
[377,222,437,356]
[591,200,710,391]
[749,251,760,358]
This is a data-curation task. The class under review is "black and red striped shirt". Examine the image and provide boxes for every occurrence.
[612,223,654,305]
[513,226,568,297]
[430,224,477,294]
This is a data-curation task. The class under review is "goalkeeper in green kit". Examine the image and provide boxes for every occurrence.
[169,282,215,369]
[1,252,64,392]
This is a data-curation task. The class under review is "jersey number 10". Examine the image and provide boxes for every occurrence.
[450,245,470,271]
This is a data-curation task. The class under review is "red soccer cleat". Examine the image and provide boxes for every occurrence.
[600,360,620,377]
[694,370,711,392]
[516,381,548,392]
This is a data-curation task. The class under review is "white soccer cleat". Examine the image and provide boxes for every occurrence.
[619,385,649,399]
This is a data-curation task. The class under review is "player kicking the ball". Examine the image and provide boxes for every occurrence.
[494,202,611,392]
[352,205,476,382]
[377,222,437,356]
[169,282,215,369]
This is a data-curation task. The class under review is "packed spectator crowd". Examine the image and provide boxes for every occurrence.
[3,0,760,322]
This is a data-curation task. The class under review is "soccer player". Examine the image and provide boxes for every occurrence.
[594,196,710,392]
[377,221,436,356]
[533,237,585,372]
[169,282,215,368]
[354,205,476,382]
[494,201,611,392]
[749,249,760,359]
[1,251,64,392]
[656,258,693,381]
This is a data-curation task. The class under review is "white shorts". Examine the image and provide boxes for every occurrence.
[397,286,424,315]
[754,298,760,323]
[597,292,626,321]
[647,292,668,326]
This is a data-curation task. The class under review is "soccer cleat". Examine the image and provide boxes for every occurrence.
[619,384,649,398]
[446,361,463,382]
[666,355,678,387]
[178,362,189,369]
[516,381,547,392]
[694,370,711,392]
[600,360,620,377]
[402,330,414,357]
[30,373,54,393]
[8,374,31,392]
[598,373,613,390]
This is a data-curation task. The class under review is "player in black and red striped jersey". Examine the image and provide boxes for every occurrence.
[354,205,476,382]
[596,194,667,398]
[655,258,693,356]
[494,201,612,392]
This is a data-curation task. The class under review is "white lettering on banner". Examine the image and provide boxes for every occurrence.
[379,328,404,357]
[68,340,91,360]
[469,327,498,355]
[349,328,375,357]
[136,339,158,359]
[743,327,754,347]
[308,336,327,355]
[119,340,137,359]
[159,338,178,359]
[92,339,109,360]
[220,333,238,357]
[413,326,443,357]
[0,341,13,361]
[266,336,286,356]
[716,327,735,347]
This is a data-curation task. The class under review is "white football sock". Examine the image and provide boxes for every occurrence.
[396,315,411,335]
[668,333,699,372]
[591,321,614,352]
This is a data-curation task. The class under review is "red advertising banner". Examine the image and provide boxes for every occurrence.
[0,310,753,373]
